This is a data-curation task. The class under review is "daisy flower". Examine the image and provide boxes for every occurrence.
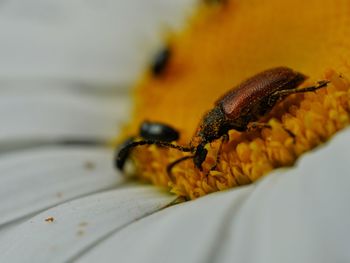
[0,0,350,263]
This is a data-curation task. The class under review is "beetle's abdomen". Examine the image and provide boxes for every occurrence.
[219,67,307,119]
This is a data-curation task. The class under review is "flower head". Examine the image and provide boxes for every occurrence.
[123,2,350,199]
[1,0,350,262]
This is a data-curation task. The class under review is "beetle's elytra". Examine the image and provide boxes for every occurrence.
[117,66,329,180]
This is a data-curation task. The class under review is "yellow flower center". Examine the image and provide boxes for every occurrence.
[121,0,350,199]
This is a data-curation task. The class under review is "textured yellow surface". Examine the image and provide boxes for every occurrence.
[123,0,350,199]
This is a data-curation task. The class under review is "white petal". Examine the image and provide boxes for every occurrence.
[76,184,252,263]
[77,128,350,263]
[0,0,196,86]
[0,146,122,227]
[215,128,350,263]
[0,92,129,147]
[0,186,175,263]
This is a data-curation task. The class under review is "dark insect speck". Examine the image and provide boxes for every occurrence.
[151,47,171,76]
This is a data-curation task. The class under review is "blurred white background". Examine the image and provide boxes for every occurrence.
[0,0,197,150]
[0,0,196,90]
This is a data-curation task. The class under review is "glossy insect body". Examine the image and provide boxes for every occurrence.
[140,121,179,142]
[213,67,306,133]
[191,67,328,169]
[117,67,329,178]
[116,121,180,171]
[197,68,306,140]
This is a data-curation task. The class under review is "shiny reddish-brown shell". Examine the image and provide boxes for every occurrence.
[217,67,307,119]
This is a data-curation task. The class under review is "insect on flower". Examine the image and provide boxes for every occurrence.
[117,67,329,181]
[151,46,171,76]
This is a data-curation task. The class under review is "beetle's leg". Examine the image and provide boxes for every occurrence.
[166,155,194,182]
[248,122,295,141]
[206,134,229,176]
[265,80,329,141]
[281,127,296,142]
[270,80,330,102]
[247,122,271,131]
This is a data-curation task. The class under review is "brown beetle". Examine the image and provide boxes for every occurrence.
[117,67,329,180]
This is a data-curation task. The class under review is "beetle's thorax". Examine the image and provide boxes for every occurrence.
[193,106,228,144]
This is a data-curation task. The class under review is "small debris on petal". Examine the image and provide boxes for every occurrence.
[84,161,96,170]
[45,217,55,223]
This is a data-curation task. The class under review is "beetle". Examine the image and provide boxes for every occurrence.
[117,67,329,179]
[140,121,179,142]
[115,121,180,171]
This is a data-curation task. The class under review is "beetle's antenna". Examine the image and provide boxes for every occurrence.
[117,140,193,169]
[123,140,192,152]
[166,155,194,182]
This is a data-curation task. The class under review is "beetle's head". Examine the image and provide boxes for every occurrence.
[190,106,227,170]
[193,143,208,171]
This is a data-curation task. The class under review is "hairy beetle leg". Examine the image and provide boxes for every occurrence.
[248,122,296,142]
[206,134,229,176]
[247,122,271,131]
[270,80,330,99]
[264,80,330,142]
[282,127,296,142]
[166,155,194,183]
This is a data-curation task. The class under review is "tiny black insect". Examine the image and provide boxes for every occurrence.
[140,121,179,142]
[151,46,171,76]
[115,121,180,171]
[117,67,329,180]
